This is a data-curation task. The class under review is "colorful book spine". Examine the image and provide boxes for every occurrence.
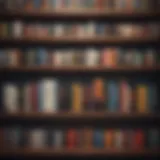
[107,81,119,112]
[37,48,48,65]
[66,129,77,148]
[3,83,19,113]
[72,82,83,112]
[134,130,144,149]
[148,84,157,112]
[114,130,123,149]
[136,84,148,113]
[93,129,104,148]
[31,82,38,112]
[104,130,113,148]
[83,128,93,148]
[53,129,64,148]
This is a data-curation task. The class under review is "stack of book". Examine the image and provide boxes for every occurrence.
[0,0,156,12]
[2,127,160,149]
[0,48,157,68]
[0,21,159,39]
[2,78,158,113]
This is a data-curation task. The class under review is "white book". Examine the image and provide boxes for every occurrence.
[86,21,96,37]
[53,50,63,66]
[3,84,19,113]
[54,24,64,37]
[12,21,23,38]
[29,129,46,148]
[85,48,99,66]
[23,83,32,112]
[53,130,63,148]
[114,130,123,149]
[42,79,58,112]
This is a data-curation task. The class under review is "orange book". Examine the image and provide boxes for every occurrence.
[41,0,49,10]
[92,78,105,101]
[104,130,114,148]
[25,0,33,10]
[72,83,83,112]
[136,85,148,113]
[83,128,93,148]
[102,48,117,67]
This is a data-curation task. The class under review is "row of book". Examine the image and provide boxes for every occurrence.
[0,21,159,38]
[0,0,158,11]
[2,78,158,113]
[0,48,158,67]
[2,127,160,149]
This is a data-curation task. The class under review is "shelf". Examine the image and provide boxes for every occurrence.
[0,148,159,157]
[0,112,159,120]
[0,66,158,72]
[0,36,159,45]
[0,10,159,19]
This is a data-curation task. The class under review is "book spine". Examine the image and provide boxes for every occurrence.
[83,128,93,148]
[104,130,113,148]
[108,81,119,112]
[31,82,38,112]
[136,84,148,113]
[66,129,77,148]
[72,82,83,112]
[93,129,104,148]
[53,129,64,148]
[3,83,19,113]
[38,80,44,112]
[134,130,144,149]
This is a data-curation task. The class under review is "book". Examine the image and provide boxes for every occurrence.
[134,130,145,149]
[136,84,148,113]
[93,129,104,148]
[114,130,123,149]
[37,48,48,65]
[148,83,157,112]
[85,48,100,66]
[104,129,114,148]
[7,49,20,66]
[53,129,64,148]
[3,83,19,113]
[144,49,155,66]
[23,82,32,112]
[66,129,77,148]
[148,129,160,148]
[120,80,132,113]
[5,127,22,148]
[72,82,83,112]
[107,81,119,112]
[31,81,38,112]
[83,128,93,148]
[28,128,47,148]
[92,78,105,111]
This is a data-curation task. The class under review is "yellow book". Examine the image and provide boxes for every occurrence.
[136,85,148,113]
[72,83,83,112]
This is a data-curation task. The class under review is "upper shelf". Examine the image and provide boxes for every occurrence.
[0,36,159,45]
[0,10,159,19]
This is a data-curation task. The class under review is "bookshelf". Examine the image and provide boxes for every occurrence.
[0,148,159,157]
[0,0,160,158]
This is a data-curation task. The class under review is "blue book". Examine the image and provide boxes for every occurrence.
[37,48,48,65]
[96,23,105,35]
[107,81,119,112]
[93,130,104,148]
[133,0,142,9]
[33,0,42,9]
[148,84,157,112]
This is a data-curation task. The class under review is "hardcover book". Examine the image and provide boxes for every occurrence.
[93,129,104,148]
[53,129,64,148]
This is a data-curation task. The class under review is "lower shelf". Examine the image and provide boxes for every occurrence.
[0,148,160,157]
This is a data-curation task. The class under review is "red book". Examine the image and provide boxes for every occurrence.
[95,0,104,9]
[31,82,38,112]
[66,129,77,148]
[134,130,145,149]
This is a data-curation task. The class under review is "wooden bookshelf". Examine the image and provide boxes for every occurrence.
[0,66,159,72]
[0,148,159,157]
[0,112,159,120]
[0,36,159,44]
[0,10,159,19]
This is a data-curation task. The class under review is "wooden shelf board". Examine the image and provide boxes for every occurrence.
[0,66,158,72]
[0,148,159,157]
[0,36,159,44]
[0,112,159,119]
[0,10,159,18]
